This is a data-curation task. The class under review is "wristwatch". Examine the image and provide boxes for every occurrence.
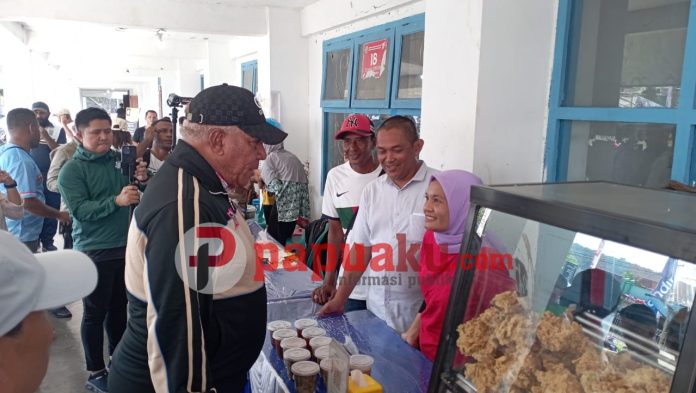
[4,181,17,189]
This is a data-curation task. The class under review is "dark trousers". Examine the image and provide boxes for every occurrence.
[40,188,60,248]
[263,204,296,246]
[345,299,367,313]
[82,257,127,371]
[60,222,73,249]
[22,240,40,253]
[109,286,267,393]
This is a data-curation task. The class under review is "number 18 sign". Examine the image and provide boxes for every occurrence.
[361,39,388,80]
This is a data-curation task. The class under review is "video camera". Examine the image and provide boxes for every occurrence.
[166,93,193,150]
[166,93,193,108]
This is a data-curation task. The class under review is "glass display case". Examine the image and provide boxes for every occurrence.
[429,182,696,393]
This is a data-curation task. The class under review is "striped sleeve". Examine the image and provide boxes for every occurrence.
[144,169,213,393]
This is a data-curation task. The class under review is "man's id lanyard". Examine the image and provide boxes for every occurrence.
[215,172,240,227]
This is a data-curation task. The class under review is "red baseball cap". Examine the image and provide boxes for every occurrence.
[335,114,374,140]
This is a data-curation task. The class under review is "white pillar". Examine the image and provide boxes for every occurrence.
[419,0,483,172]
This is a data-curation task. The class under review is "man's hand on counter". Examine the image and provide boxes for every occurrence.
[312,284,337,305]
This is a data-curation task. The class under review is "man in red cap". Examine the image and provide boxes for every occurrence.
[311,114,381,312]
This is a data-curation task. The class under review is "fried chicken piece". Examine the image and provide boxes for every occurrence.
[510,351,541,392]
[580,368,631,393]
[476,305,508,326]
[536,311,586,354]
[465,362,502,393]
[574,345,606,375]
[490,291,523,314]
[624,367,671,393]
[456,317,492,356]
[493,312,535,348]
[533,363,583,393]
[539,350,570,370]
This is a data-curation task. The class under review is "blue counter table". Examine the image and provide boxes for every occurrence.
[249,297,432,393]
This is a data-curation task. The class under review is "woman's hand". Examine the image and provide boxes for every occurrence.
[401,313,422,348]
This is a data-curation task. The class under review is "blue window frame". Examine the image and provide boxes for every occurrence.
[350,27,395,108]
[391,17,425,109]
[321,37,354,108]
[320,14,425,188]
[241,60,258,94]
[546,0,696,187]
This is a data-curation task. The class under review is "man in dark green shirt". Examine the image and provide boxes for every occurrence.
[58,107,148,393]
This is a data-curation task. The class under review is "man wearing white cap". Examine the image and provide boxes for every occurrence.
[0,230,97,393]
[53,108,77,142]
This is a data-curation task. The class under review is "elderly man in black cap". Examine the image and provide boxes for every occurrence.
[109,84,287,393]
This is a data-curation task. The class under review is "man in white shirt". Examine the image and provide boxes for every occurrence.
[136,117,173,174]
[312,114,382,312]
[319,116,438,333]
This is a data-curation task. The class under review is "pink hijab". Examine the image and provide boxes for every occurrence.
[430,170,483,253]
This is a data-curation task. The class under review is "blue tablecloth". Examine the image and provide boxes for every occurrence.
[264,265,321,301]
[250,297,432,393]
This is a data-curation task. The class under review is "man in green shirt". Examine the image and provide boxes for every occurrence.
[58,107,148,393]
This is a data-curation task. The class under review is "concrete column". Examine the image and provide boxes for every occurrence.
[266,7,310,162]
[419,0,483,172]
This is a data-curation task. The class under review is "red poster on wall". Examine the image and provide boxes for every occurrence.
[361,39,388,80]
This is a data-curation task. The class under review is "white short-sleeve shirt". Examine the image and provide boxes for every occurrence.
[321,162,382,301]
[349,162,439,332]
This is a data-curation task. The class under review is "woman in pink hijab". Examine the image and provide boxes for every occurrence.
[402,170,515,361]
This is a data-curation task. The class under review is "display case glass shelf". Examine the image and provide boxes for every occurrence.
[429,182,696,393]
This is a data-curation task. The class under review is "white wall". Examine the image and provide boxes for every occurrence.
[178,58,203,98]
[0,0,268,36]
[207,40,236,87]
[304,1,426,219]
[267,8,309,163]
[419,0,483,172]
[0,29,81,118]
[472,0,558,184]
[302,0,420,35]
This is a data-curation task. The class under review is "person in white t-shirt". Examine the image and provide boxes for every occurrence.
[312,114,381,312]
[319,116,438,333]
[136,117,173,174]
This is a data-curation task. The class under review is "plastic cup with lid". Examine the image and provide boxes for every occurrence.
[283,348,311,380]
[314,345,330,363]
[291,360,320,393]
[267,320,292,333]
[301,326,327,345]
[294,318,318,335]
[349,354,374,376]
[309,336,332,355]
[267,320,292,340]
[319,358,334,382]
[281,336,307,352]
[272,328,297,356]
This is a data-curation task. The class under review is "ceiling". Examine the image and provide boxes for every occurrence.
[180,0,318,7]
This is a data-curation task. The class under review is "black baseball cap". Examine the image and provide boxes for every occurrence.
[32,101,50,113]
[187,84,287,145]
